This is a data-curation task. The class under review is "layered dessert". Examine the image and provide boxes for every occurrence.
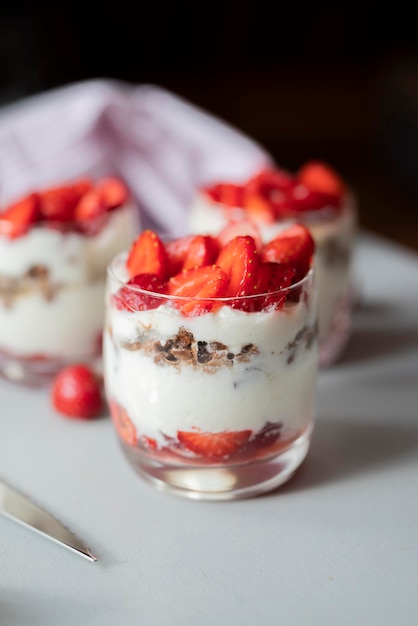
[0,176,138,383]
[104,226,318,499]
[188,161,357,366]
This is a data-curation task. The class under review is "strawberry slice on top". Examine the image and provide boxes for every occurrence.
[297,160,346,199]
[217,219,262,251]
[168,265,228,316]
[113,273,168,312]
[0,193,40,238]
[255,262,296,310]
[216,235,259,300]
[177,429,252,459]
[127,230,169,279]
[182,235,219,271]
[261,224,315,282]
[96,177,129,211]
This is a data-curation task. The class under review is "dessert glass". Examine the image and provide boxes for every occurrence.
[104,252,318,500]
[188,174,357,368]
[0,187,138,385]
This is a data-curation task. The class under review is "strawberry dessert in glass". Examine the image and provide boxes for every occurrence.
[104,225,318,500]
[188,161,357,367]
[0,176,138,384]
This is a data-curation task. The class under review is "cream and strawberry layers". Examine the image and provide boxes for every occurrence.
[0,177,137,362]
[188,161,357,350]
[104,228,318,464]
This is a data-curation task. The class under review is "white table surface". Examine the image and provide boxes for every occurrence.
[1,230,417,626]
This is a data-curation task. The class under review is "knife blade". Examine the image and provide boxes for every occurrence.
[0,479,97,561]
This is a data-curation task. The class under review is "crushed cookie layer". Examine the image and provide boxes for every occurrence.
[120,326,259,372]
[0,265,60,307]
[285,323,318,364]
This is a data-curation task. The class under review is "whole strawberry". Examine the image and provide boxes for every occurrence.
[51,364,103,419]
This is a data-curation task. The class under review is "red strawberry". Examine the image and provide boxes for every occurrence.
[74,188,106,222]
[217,219,262,251]
[113,273,167,311]
[168,265,228,316]
[96,177,129,210]
[39,181,90,221]
[182,235,219,271]
[0,193,40,238]
[298,160,346,198]
[204,182,243,207]
[109,400,137,446]
[51,364,103,419]
[177,429,252,459]
[246,168,295,194]
[126,230,168,279]
[165,235,195,275]
[261,224,314,281]
[216,235,259,299]
[255,262,296,310]
[288,185,341,213]
[242,191,276,223]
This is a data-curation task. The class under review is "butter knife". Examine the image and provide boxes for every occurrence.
[0,478,97,561]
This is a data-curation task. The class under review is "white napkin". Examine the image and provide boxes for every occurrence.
[0,79,272,236]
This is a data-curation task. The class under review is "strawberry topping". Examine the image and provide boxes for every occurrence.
[261,224,314,281]
[126,230,168,279]
[297,160,346,198]
[216,235,259,298]
[168,265,228,316]
[182,235,219,271]
[0,193,40,238]
[113,273,168,311]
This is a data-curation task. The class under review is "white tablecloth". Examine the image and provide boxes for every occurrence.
[1,231,417,626]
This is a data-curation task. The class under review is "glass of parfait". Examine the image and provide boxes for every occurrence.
[104,227,318,500]
[188,160,358,367]
[0,176,138,385]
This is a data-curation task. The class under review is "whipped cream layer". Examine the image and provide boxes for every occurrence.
[104,294,318,444]
[188,192,357,340]
[0,204,138,359]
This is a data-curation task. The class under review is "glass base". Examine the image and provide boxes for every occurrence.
[319,283,359,368]
[0,352,100,387]
[119,428,312,501]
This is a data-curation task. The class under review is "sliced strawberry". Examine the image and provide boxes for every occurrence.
[242,191,276,223]
[165,235,195,275]
[168,265,228,316]
[216,235,259,299]
[288,185,341,213]
[255,262,296,310]
[204,182,243,207]
[217,219,262,251]
[74,188,106,222]
[112,273,167,311]
[0,193,40,238]
[261,224,315,282]
[182,235,219,271]
[126,230,168,279]
[246,168,296,195]
[297,160,346,198]
[109,400,137,446]
[39,183,85,221]
[96,177,129,210]
[177,429,252,459]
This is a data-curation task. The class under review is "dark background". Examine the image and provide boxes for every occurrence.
[1,0,418,251]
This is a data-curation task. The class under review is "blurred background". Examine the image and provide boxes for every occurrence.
[0,0,418,251]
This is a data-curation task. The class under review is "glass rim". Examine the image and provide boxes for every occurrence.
[107,251,314,304]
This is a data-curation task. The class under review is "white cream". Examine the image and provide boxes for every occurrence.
[0,204,138,359]
[104,298,318,444]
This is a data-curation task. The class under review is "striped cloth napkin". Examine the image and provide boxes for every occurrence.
[0,79,271,236]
